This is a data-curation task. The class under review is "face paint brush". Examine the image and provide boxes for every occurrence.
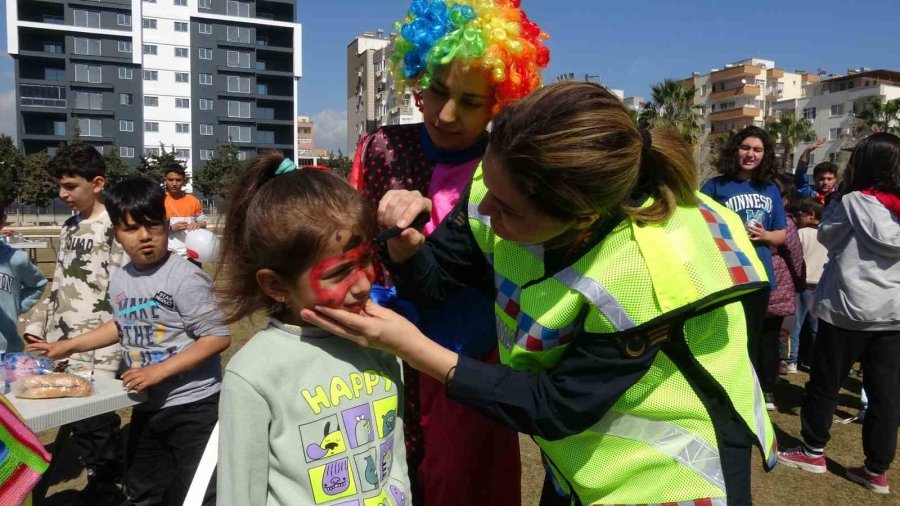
[374,211,431,243]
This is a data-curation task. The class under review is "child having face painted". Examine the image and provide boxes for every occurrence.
[214,152,411,506]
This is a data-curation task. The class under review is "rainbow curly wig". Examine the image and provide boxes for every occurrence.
[391,0,549,114]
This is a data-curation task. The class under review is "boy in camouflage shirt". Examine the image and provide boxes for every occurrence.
[22,143,128,502]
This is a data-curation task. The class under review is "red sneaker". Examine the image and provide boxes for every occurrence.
[846,466,889,494]
[776,446,826,474]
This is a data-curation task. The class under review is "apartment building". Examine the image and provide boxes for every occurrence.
[346,30,423,154]
[7,0,301,183]
[682,58,818,143]
[773,69,900,167]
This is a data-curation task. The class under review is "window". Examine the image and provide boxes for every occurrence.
[117,14,131,26]
[44,42,63,54]
[227,75,251,93]
[118,67,133,79]
[256,36,268,46]
[226,50,250,68]
[144,147,160,157]
[199,0,211,9]
[176,123,190,133]
[255,60,266,70]
[144,122,159,132]
[200,124,214,135]
[228,125,251,142]
[199,73,213,85]
[174,0,187,5]
[78,118,102,137]
[74,10,101,28]
[120,146,135,158]
[53,121,66,136]
[176,149,190,159]
[143,0,156,3]
[20,84,67,108]
[199,98,214,110]
[143,70,158,81]
[175,47,189,58]
[802,107,817,120]
[830,103,845,116]
[74,38,101,56]
[257,84,268,95]
[174,21,188,32]
[143,44,157,55]
[175,98,190,108]
[119,120,134,132]
[199,23,213,34]
[118,41,132,53]
[74,91,102,110]
[226,1,250,16]
[74,64,102,83]
[199,48,213,60]
[755,79,766,87]
[119,93,133,105]
[227,100,250,118]
[257,130,274,144]
[45,68,65,81]
[829,128,843,140]
[257,106,273,119]
[144,96,159,106]
[175,72,189,83]
[227,26,251,43]
[200,149,215,160]
[142,18,157,29]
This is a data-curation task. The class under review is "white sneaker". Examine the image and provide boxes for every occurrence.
[785,362,798,374]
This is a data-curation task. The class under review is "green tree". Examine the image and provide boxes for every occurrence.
[18,152,57,208]
[766,113,815,169]
[103,145,139,188]
[638,79,703,146]
[194,144,242,198]
[322,150,352,180]
[0,135,24,205]
[854,97,900,135]
[138,144,181,183]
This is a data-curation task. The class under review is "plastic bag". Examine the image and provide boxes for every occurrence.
[2,353,55,385]
[12,373,93,399]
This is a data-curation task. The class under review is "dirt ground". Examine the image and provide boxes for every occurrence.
[17,233,900,505]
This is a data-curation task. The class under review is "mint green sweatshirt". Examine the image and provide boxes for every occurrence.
[218,320,411,506]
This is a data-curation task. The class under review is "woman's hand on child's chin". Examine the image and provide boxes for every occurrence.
[300,300,422,355]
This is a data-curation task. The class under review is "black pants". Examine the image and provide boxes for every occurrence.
[123,393,218,506]
[800,320,900,474]
[62,412,123,481]
[743,289,779,393]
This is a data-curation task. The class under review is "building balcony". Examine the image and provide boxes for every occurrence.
[710,65,763,83]
[709,85,761,102]
[766,68,785,79]
[708,107,761,122]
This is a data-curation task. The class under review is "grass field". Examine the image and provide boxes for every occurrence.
[17,232,900,505]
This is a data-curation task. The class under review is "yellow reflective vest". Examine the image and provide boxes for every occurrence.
[466,166,776,505]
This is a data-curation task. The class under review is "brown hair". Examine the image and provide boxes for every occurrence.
[714,126,780,185]
[216,151,375,324]
[488,81,698,226]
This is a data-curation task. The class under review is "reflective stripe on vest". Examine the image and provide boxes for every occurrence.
[589,413,725,494]
[604,499,726,506]
[554,267,636,331]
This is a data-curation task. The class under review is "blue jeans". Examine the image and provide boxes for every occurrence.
[787,289,818,364]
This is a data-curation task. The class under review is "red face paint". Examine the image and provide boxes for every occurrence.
[309,243,375,309]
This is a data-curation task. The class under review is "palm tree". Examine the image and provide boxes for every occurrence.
[766,113,815,169]
[639,79,703,146]
[854,97,900,135]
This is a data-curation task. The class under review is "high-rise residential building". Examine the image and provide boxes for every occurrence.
[682,58,816,143]
[346,30,423,154]
[295,115,326,164]
[7,0,301,183]
[773,68,900,167]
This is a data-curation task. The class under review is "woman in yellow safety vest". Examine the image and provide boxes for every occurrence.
[303,81,776,506]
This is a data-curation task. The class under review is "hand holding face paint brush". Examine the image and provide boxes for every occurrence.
[376,190,433,263]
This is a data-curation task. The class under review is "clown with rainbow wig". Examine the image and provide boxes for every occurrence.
[350,1,548,504]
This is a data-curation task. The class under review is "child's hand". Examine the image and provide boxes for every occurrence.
[186,221,201,231]
[26,340,75,360]
[23,333,45,344]
[805,138,826,154]
[121,364,169,393]
[747,222,767,242]
[172,221,190,232]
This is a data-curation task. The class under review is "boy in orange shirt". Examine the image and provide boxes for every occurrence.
[164,165,207,265]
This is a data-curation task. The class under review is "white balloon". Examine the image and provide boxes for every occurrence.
[184,229,220,264]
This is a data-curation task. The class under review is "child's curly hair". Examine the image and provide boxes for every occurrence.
[714,126,780,185]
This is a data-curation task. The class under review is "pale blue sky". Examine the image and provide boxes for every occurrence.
[2,0,898,151]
